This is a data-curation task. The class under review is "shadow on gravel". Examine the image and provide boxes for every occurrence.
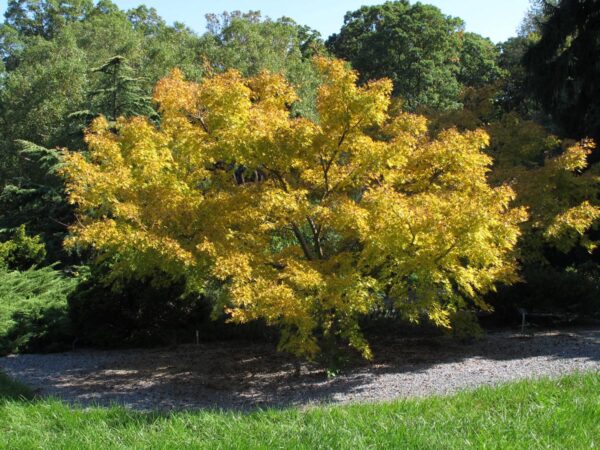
[370,328,600,366]
[1,328,599,412]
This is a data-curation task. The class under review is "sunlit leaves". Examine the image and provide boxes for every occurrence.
[62,57,525,359]
[489,117,600,258]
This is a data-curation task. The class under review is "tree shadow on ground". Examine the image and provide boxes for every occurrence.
[1,327,599,412]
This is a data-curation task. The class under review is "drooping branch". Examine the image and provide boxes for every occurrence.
[435,241,458,263]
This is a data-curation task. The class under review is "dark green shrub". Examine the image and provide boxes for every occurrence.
[0,266,78,355]
[68,275,209,347]
[0,225,46,271]
[68,271,276,348]
[489,262,600,323]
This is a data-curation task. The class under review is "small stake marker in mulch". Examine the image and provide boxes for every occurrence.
[518,308,527,334]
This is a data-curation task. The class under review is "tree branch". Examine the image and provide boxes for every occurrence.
[320,128,348,200]
[292,223,314,260]
[435,241,458,264]
[307,216,324,259]
[189,112,210,134]
[264,166,314,260]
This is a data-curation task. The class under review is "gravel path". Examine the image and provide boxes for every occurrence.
[2,328,599,411]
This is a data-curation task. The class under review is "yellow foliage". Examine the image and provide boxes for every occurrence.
[61,58,526,359]
[433,94,600,263]
[489,117,599,259]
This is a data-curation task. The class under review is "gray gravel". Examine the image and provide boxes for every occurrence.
[1,328,599,411]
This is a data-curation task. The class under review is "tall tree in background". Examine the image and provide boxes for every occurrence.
[0,141,70,260]
[0,0,203,262]
[327,1,502,112]
[0,0,203,183]
[327,1,464,111]
[497,36,538,117]
[457,32,504,89]
[200,11,324,118]
[0,31,87,179]
[494,0,559,120]
[70,55,157,131]
[524,0,600,144]
[3,0,93,39]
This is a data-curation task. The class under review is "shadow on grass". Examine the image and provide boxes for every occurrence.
[0,370,34,401]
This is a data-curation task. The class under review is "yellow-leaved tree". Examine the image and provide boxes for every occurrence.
[432,90,600,262]
[487,114,600,258]
[61,58,526,359]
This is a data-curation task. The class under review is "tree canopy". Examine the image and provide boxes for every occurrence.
[1,0,599,358]
[327,1,464,111]
[326,1,502,112]
[61,58,525,358]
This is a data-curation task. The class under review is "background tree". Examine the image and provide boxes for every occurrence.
[0,30,87,173]
[457,32,504,89]
[326,1,464,111]
[199,11,324,118]
[0,0,206,261]
[524,0,600,145]
[0,141,71,261]
[496,35,539,117]
[3,0,93,39]
[70,55,157,133]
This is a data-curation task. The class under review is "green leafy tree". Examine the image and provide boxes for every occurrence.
[487,0,556,121]
[0,31,87,180]
[518,0,557,36]
[524,0,600,144]
[496,36,539,117]
[326,1,464,111]
[138,21,205,85]
[200,11,324,118]
[3,0,93,39]
[458,32,504,88]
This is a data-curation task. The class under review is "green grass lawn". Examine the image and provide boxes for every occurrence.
[1,371,598,449]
